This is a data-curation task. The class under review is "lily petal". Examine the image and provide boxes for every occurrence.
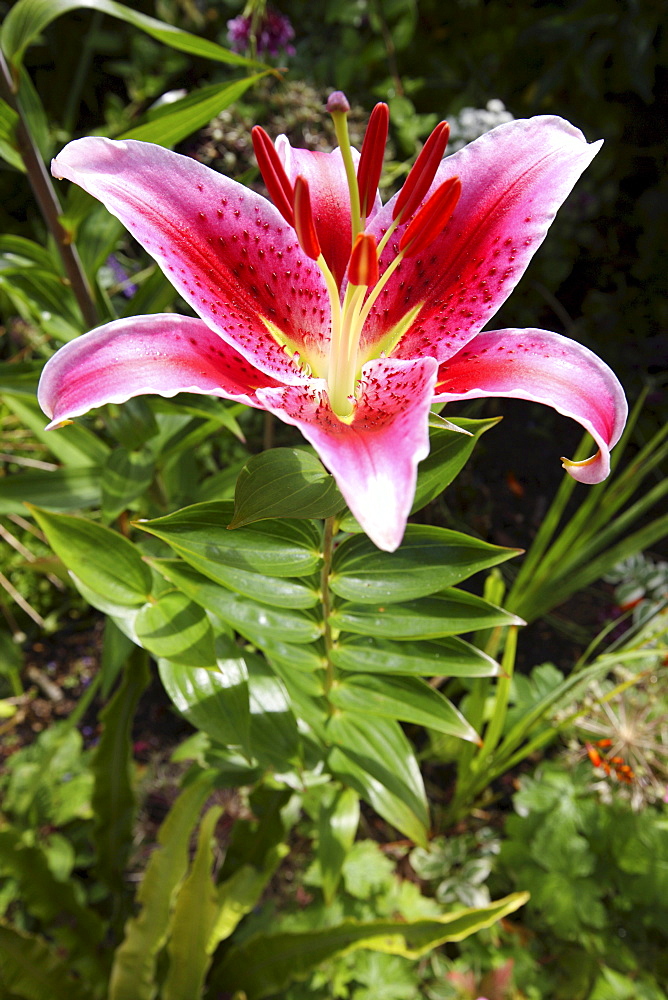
[51,137,331,380]
[433,328,627,482]
[364,116,601,363]
[256,357,438,551]
[38,314,282,428]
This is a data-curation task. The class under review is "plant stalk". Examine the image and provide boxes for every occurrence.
[0,50,98,329]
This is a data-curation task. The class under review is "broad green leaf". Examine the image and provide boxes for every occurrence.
[0,97,24,171]
[0,466,101,514]
[246,652,300,770]
[163,806,223,1000]
[231,448,344,528]
[331,588,523,640]
[328,713,429,845]
[2,393,109,466]
[101,448,154,521]
[259,636,325,674]
[264,654,329,742]
[30,507,152,606]
[330,674,479,743]
[2,0,266,71]
[0,924,93,1000]
[318,787,360,905]
[90,647,149,893]
[135,591,216,666]
[411,417,501,513]
[158,653,250,750]
[152,549,319,610]
[108,772,216,1000]
[137,501,322,578]
[153,559,323,645]
[210,893,528,999]
[119,75,269,147]
[331,525,519,603]
[331,634,499,677]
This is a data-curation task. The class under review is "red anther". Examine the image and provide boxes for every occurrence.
[392,121,450,224]
[252,126,295,227]
[357,103,389,221]
[399,175,462,257]
[348,232,379,286]
[596,738,613,748]
[293,175,321,260]
[586,744,603,768]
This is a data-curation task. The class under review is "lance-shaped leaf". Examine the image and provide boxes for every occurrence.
[135,591,216,667]
[331,525,519,603]
[137,501,321,578]
[327,713,429,845]
[153,558,323,646]
[331,634,499,678]
[330,674,479,742]
[2,0,266,71]
[108,773,216,1000]
[230,447,344,528]
[318,787,360,905]
[162,806,223,1000]
[330,588,523,641]
[210,893,529,999]
[158,652,250,753]
[30,507,152,606]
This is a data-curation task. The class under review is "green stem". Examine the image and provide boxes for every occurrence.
[0,51,98,330]
[320,516,337,699]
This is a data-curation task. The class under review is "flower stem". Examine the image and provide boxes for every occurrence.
[0,51,98,330]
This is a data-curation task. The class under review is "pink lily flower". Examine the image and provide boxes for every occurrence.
[40,95,626,551]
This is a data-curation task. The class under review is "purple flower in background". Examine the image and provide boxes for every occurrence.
[105,254,137,299]
[227,8,295,58]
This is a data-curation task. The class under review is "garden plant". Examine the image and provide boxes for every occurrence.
[0,1,666,999]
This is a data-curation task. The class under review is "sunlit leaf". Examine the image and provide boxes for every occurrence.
[137,501,322,578]
[331,634,499,678]
[330,589,523,640]
[231,448,344,528]
[30,507,152,606]
[330,674,479,742]
[210,893,528,999]
[331,525,519,603]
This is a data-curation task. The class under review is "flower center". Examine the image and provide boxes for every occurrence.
[252,94,462,419]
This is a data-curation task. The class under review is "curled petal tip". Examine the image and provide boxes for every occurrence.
[561,450,608,484]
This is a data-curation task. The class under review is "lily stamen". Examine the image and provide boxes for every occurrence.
[356,102,389,226]
[392,121,450,224]
[251,125,295,227]
[293,176,321,260]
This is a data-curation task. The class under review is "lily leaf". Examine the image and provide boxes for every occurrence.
[230,447,345,528]
[2,0,269,71]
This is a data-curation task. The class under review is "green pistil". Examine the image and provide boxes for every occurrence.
[330,108,362,242]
